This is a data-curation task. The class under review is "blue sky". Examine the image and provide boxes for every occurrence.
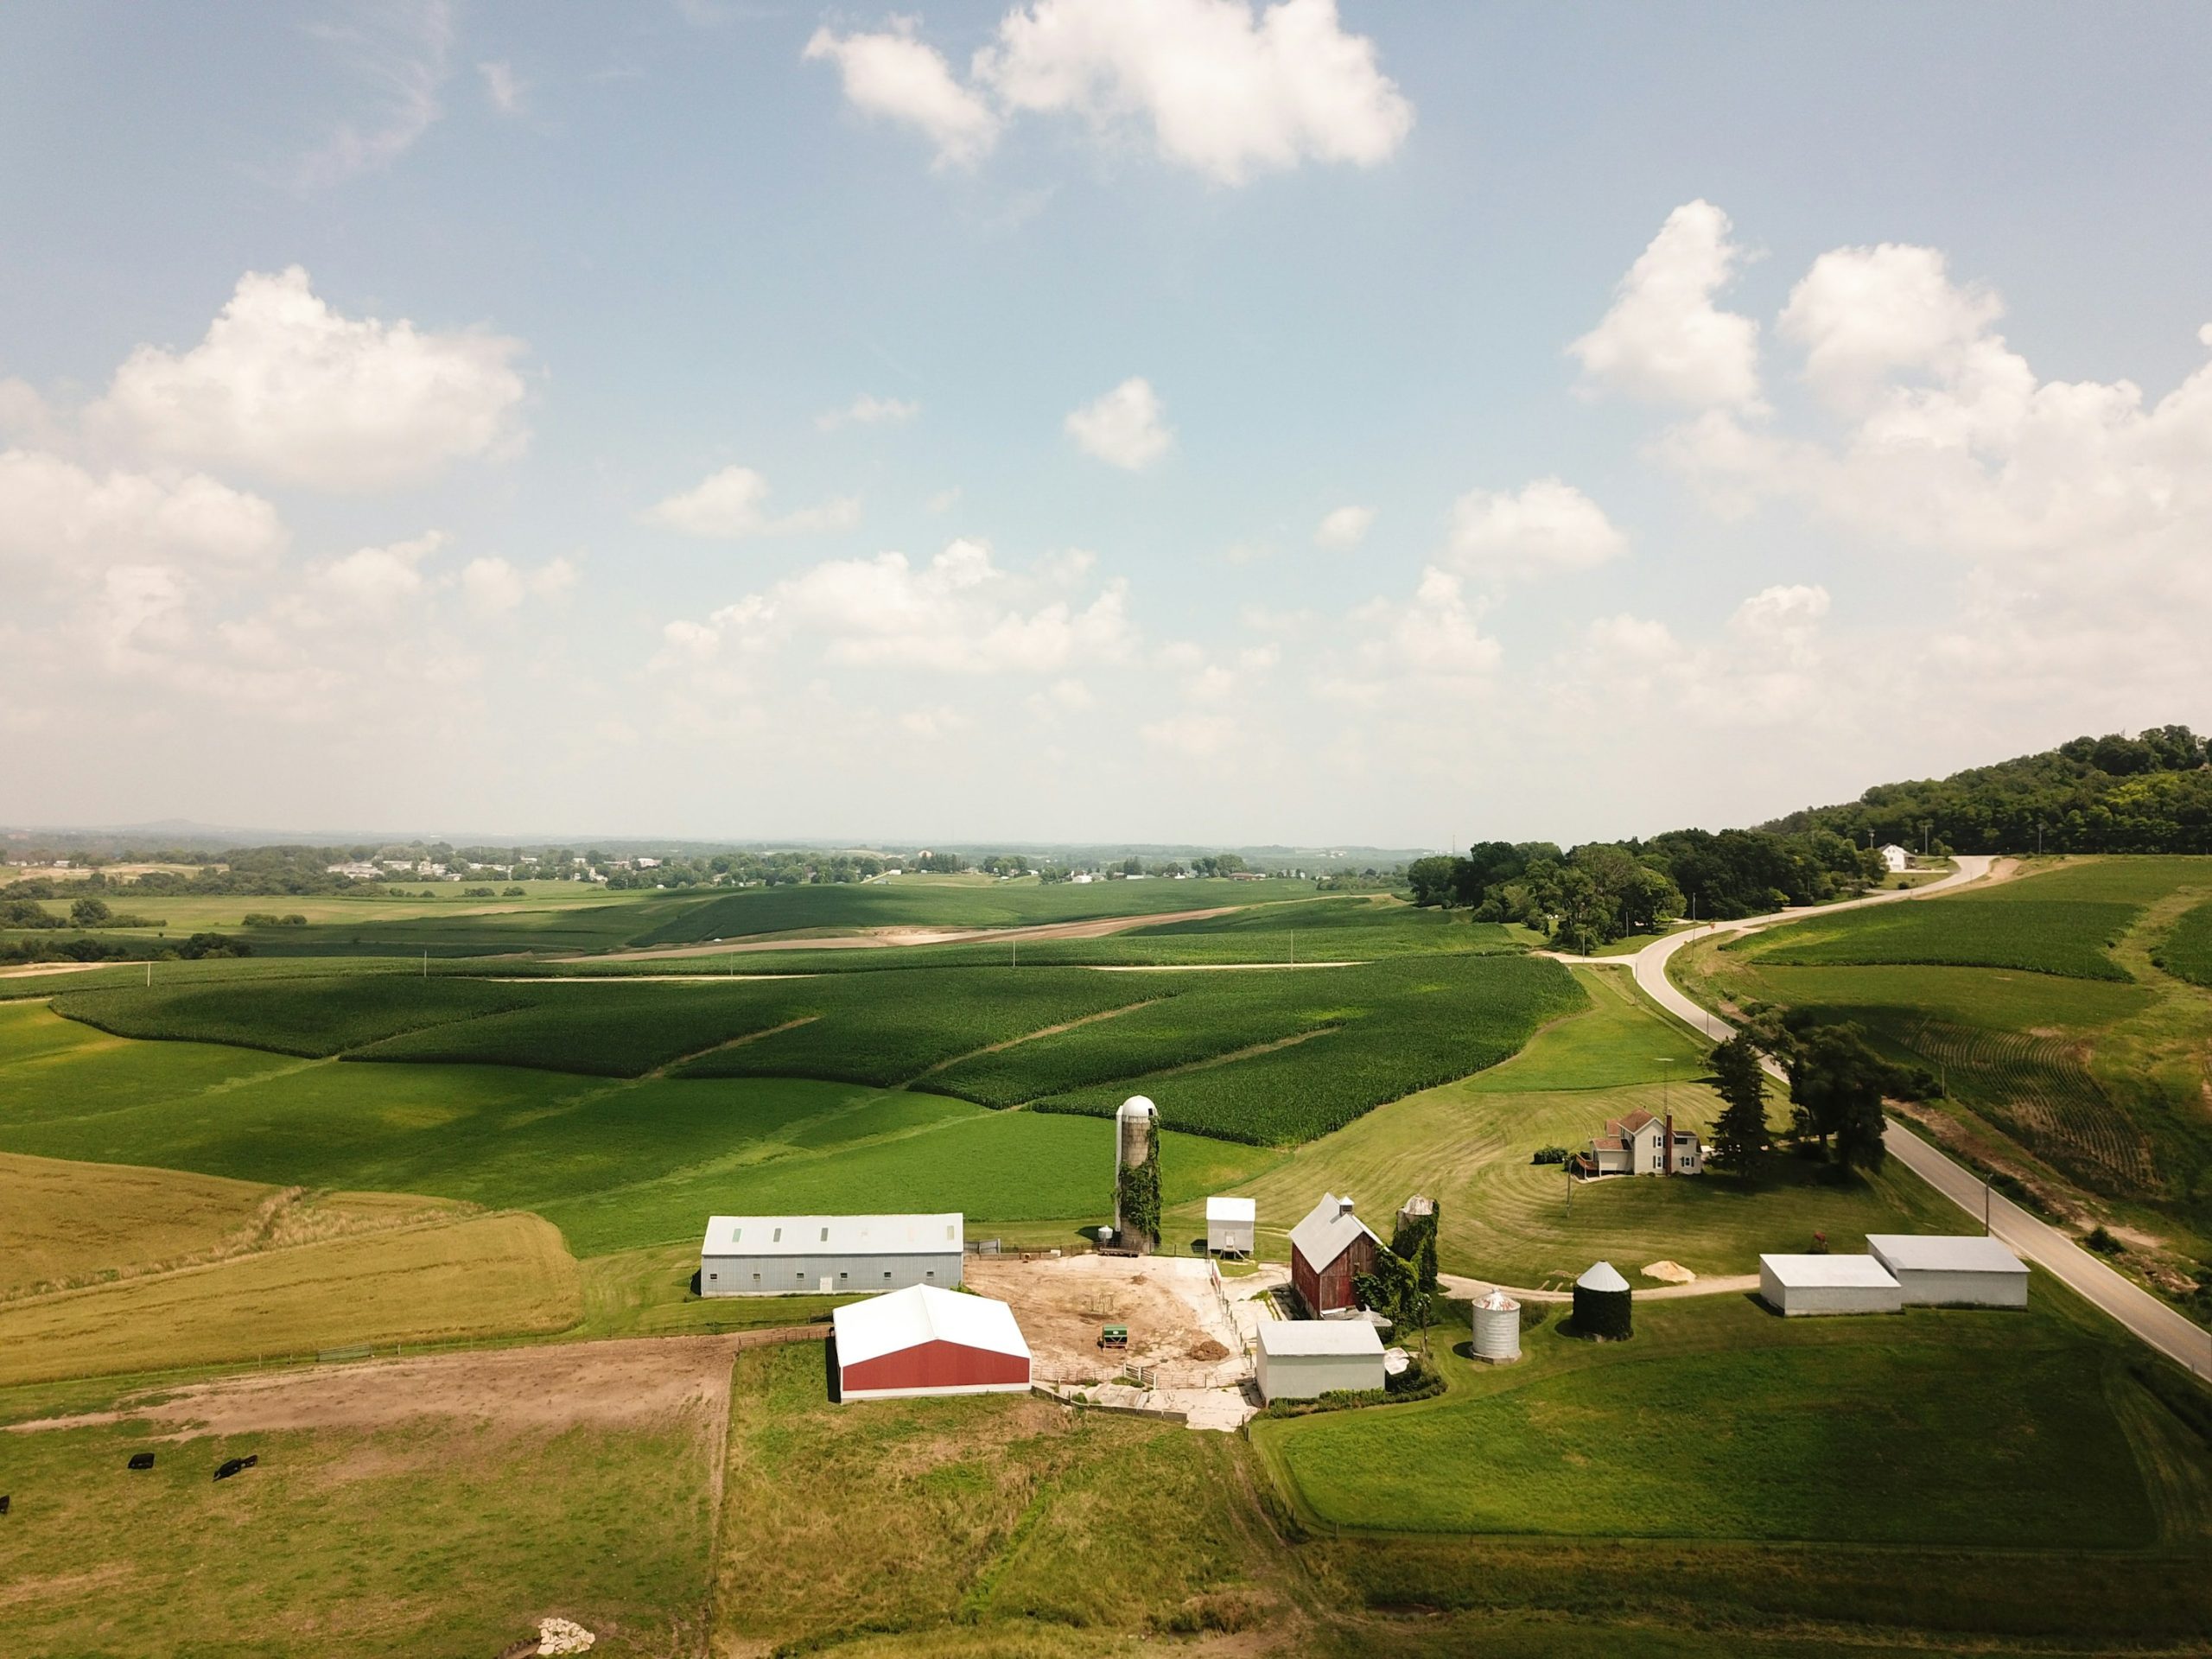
[4,2,2209,845]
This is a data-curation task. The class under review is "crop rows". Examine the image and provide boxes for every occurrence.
[673,969,1153,1086]
[1905,1017,2159,1194]
[1746,899,2139,982]
[53,976,537,1058]
[1032,956,1587,1145]
[2152,898,2212,988]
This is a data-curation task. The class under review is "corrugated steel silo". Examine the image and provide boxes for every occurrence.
[1471,1287,1522,1363]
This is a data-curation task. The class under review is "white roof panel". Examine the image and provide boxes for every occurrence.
[1576,1261,1630,1293]
[832,1283,1030,1367]
[1256,1319,1385,1357]
[1761,1253,1901,1289]
[1866,1235,2027,1274]
[1288,1193,1380,1271]
[702,1212,962,1258]
[1206,1196,1256,1222]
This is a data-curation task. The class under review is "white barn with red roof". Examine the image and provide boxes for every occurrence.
[830,1283,1033,1402]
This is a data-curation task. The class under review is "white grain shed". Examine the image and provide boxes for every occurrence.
[1255,1319,1386,1402]
[1205,1195,1255,1256]
[1758,1253,1904,1316]
[701,1212,963,1297]
[1866,1235,2029,1307]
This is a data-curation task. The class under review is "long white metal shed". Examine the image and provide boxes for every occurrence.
[1205,1195,1255,1256]
[1758,1253,1904,1317]
[1255,1319,1385,1402]
[1866,1234,2029,1306]
[701,1212,963,1297]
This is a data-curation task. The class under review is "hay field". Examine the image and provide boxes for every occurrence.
[0,1151,460,1300]
[0,1211,582,1386]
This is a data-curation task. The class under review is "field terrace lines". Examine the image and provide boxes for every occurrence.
[575,903,1252,963]
[911,997,1165,1081]
[642,1014,823,1079]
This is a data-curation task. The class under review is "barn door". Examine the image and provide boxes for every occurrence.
[819,1275,834,1294]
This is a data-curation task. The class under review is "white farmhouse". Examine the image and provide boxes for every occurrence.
[1576,1109,1703,1178]
[1878,843,1910,873]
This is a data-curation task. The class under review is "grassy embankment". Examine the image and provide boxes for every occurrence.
[1675,855,2212,1298]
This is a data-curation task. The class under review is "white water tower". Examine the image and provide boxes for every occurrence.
[1471,1287,1522,1363]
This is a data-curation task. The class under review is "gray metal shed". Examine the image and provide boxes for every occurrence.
[1255,1319,1386,1402]
[1205,1195,1255,1256]
[701,1212,963,1297]
[1866,1235,2029,1306]
[1758,1253,1904,1316]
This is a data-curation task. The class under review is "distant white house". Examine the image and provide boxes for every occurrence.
[1574,1109,1703,1178]
[325,861,381,879]
[1878,843,1910,873]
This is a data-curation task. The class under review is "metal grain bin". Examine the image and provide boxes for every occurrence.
[1471,1287,1522,1363]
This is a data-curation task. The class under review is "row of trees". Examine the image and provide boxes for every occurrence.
[1407,831,1883,951]
[1703,1015,1937,1175]
[1766,723,2212,855]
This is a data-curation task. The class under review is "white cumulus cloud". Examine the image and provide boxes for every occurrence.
[804,20,1002,168]
[94,267,528,492]
[0,449,287,575]
[1778,242,2004,407]
[1065,377,1172,469]
[1571,200,1762,409]
[659,537,1135,677]
[1447,478,1625,578]
[642,466,861,539]
[1313,504,1374,550]
[976,0,1413,185]
[816,392,922,431]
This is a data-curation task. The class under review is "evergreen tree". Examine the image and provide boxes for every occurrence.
[1707,1035,1770,1167]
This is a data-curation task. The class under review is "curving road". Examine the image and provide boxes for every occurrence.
[1622,855,2211,1381]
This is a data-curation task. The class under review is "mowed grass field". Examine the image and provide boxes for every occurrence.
[1206,968,1953,1284]
[1681,856,2212,1269]
[1258,1291,2181,1548]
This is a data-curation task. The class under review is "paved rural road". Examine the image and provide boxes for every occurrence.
[1618,855,2212,1382]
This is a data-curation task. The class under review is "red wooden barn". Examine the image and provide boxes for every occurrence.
[1290,1192,1382,1315]
[830,1283,1032,1402]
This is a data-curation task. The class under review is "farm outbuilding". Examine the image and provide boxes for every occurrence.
[1255,1319,1386,1402]
[1290,1193,1382,1315]
[1867,1235,2030,1307]
[1471,1288,1522,1363]
[1205,1196,1255,1257]
[1572,1261,1633,1339]
[1758,1253,1905,1316]
[830,1283,1032,1402]
[700,1211,963,1297]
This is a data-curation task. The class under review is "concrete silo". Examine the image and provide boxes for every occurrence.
[1471,1287,1522,1363]
[1112,1096,1159,1252]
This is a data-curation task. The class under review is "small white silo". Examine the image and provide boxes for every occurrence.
[1471,1287,1522,1363]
